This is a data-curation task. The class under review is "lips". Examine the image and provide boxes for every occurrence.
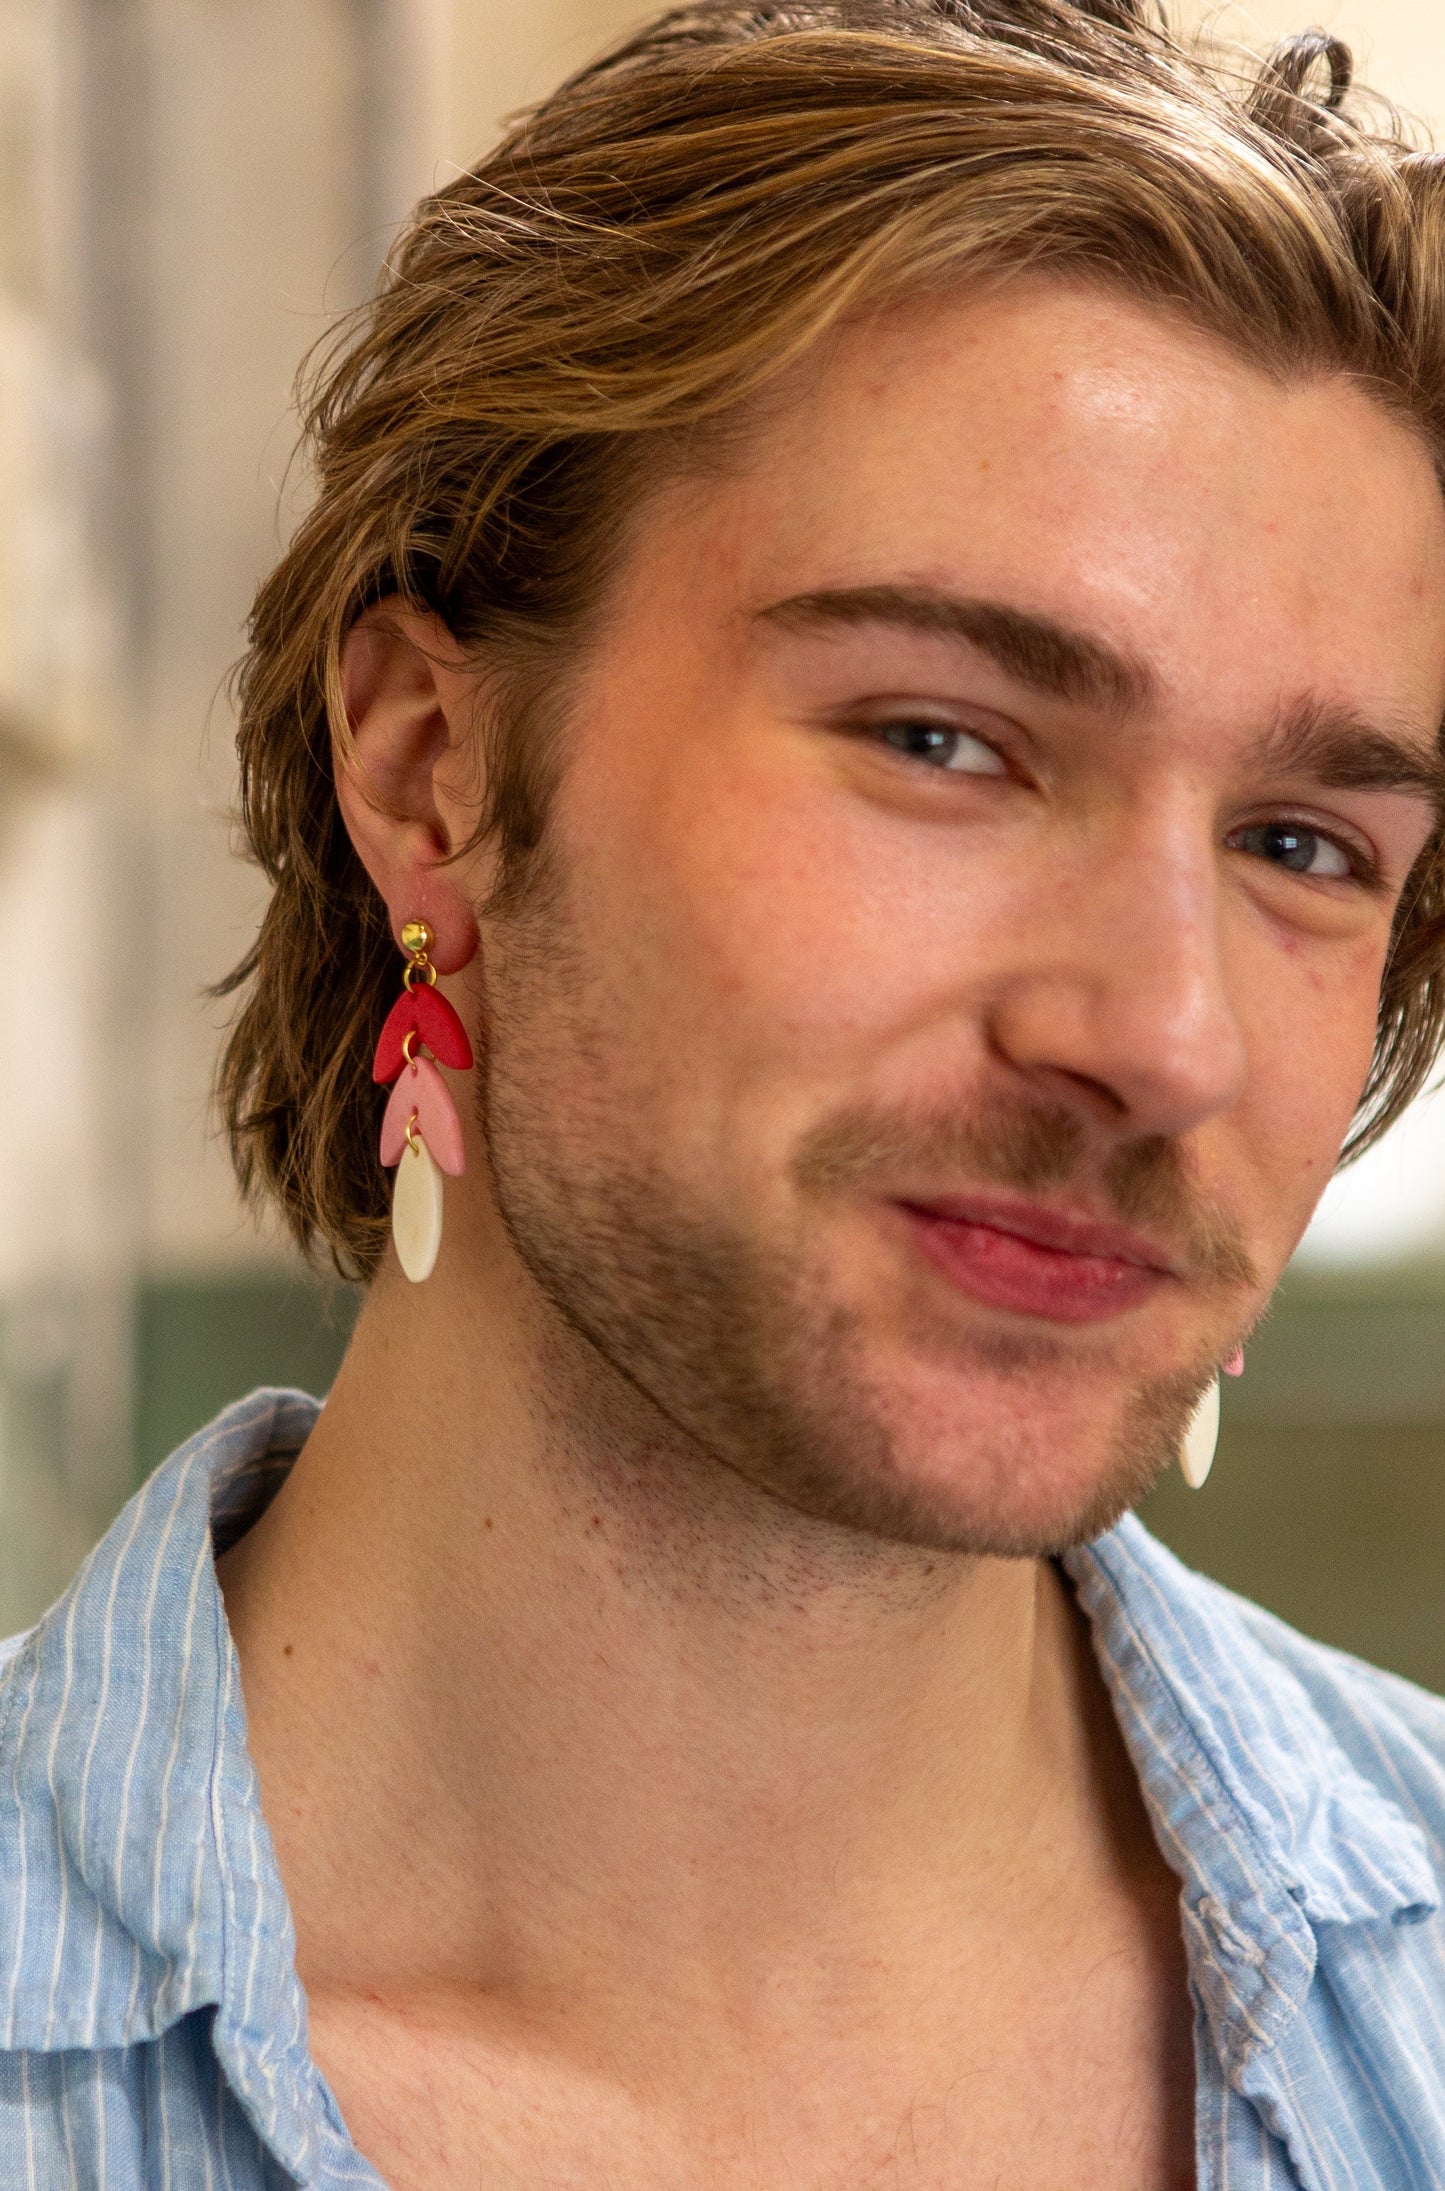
[897,1194,1176,1325]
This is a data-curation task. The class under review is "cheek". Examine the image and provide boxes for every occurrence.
[1230,929,1387,1240]
[562,727,1004,1106]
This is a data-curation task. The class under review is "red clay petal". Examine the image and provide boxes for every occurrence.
[372,983,475,1083]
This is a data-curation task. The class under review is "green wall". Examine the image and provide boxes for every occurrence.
[1139,1266,1445,1692]
[134,1265,1445,1692]
[134,1274,358,1481]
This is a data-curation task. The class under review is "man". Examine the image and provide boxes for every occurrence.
[8,0,1445,2183]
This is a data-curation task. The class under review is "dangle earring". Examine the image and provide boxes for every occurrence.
[1179,1347,1245,1490]
[372,919,474,1282]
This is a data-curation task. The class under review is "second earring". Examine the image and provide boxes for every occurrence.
[373,919,474,1282]
[1179,1378,1220,1490]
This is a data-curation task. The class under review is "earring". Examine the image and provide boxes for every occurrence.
[1179,1348,1243,1489]
[372,918,474,1282]
[1179,1380,1219,1489]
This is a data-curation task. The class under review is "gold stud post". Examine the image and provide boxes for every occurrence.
[400,917,437,989]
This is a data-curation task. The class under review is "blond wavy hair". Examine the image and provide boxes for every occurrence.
[219,0,1445,1278]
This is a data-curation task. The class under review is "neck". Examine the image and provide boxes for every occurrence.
[219,1233,1145,2034]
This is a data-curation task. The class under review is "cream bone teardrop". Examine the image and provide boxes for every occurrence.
[1179,1377,1220,1490]
[391,1133,444,1283]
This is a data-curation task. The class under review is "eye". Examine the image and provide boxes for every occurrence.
[876,719,1008,775]
[1228,821,1354,879]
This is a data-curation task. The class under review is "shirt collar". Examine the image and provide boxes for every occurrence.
[0,1387,326,2181]
[1065,1515,1438,2076]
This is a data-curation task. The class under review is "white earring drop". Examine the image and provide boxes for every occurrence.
[1179,1377,1220,1490]
[391,1130,445,1283]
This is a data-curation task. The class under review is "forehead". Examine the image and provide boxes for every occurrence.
[643,278,1445,731]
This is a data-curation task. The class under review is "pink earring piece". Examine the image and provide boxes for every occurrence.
[373,919,474,1282]
[379,1056,466,1175]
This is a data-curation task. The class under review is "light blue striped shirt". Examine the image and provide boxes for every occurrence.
[4,1389,1445,2186]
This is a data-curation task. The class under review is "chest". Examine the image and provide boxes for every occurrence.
[307,1947,1199,2191]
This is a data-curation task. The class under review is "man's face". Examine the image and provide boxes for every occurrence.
[455,279,1445,1555]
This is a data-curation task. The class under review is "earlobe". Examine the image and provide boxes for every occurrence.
[334,604,481,973]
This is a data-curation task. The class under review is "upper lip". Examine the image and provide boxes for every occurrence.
[897,1191,1182,1277]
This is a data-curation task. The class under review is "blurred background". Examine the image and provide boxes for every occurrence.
[3,0,1445,1682]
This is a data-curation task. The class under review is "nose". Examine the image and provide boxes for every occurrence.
[984,804,1248,1141]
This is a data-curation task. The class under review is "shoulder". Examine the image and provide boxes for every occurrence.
[1086,1508,1445,1779]
[1074,1515,1445,1916]
[1209,1575,1445,1852]
[0,1626,33,1732]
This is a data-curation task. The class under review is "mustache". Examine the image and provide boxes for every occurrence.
[793,1097,1259,1291]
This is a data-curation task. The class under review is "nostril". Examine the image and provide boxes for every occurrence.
[985,958,1246,1143]
[1049,1064,1133,1120]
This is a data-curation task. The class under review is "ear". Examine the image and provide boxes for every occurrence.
[335,602,484,974]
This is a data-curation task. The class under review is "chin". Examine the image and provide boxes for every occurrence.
[735,1370,1185,1561]
[847,1443,1167,1559]
[793,1333,1205,1557]
[907,1440,1171,1558]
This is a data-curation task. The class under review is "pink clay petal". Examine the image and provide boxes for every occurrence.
[413,1055,466,1175]
[379,1056,466,1176]
[379,1071,420,1168]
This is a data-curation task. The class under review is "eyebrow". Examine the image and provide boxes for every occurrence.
[758,581,1445,825]
[755,583,1157,714]
[1245,698,1445,827]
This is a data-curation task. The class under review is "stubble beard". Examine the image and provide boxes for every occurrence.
[473,882,1255,1562]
